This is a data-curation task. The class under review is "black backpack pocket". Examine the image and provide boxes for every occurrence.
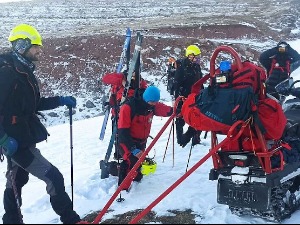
[196,87,254,126]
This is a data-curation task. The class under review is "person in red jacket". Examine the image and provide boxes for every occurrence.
[117,86,173,190]
[102,71,148,159]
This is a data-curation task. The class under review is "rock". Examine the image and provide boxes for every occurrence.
[85,100,96,108]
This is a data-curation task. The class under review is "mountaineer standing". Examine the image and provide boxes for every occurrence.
[174,45,203,147]
[259,41,300,100]
[0,24,83,224]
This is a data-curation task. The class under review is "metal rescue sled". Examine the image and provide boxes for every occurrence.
[91,46,300,223]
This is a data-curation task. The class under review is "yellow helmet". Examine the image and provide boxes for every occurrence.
[8,24,42,46]
[141,158,157,175]
[185,45,201,57]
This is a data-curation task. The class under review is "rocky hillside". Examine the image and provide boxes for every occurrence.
[0,0,299,126]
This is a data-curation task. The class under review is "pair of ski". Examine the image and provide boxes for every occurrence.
[99,28,143,179]
[99,28,132,141]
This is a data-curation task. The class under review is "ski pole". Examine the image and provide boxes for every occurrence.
[93,113,176,224]
[162,119,174,163]
[68,106,74,209]
[129,136,232,224]
[172,119,175,167]
[129,120,249,224]
[185,143,193,172]
[93,98,182,224]
[7,156,23,224]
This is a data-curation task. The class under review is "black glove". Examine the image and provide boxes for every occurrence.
[59,96,76,108]
[276,85,291,96]
[291,88,300,99]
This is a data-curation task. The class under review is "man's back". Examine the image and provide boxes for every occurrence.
[174,57,202,98]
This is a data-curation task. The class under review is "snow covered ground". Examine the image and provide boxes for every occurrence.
[0,40,299,224]
[1,0,300,224]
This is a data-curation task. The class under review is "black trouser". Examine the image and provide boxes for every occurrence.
[266,70,289,100]
[118,155,143,190]
[176,117,202,147]
[118,141,145,188]
[2,146,80,224]
[175,117,185,144]
[175,100,186,144]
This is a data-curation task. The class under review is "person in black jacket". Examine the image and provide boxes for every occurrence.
[0,24,82,224]
[259,41,300,99]
[174,45,203,148]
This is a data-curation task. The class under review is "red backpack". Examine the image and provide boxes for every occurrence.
[216,61,267,99]
[181,45,286,140]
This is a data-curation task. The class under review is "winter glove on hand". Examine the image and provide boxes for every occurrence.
[276,85,290,96]
[132,148,143,158]
[0,134,18,157]
[291,88,300,99]
[59,96,76,108]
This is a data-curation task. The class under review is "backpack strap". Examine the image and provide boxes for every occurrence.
[269,58,276,77]
[251,96,266,136]
[286,60,291,75]
[269,58,291,76]
[122,97,137,121]
[231,68,253,88]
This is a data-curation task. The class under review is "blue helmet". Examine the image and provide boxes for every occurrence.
[220,60,231,72]
[143,86,160,103]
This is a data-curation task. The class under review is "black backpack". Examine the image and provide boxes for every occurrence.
[166,57,177,96]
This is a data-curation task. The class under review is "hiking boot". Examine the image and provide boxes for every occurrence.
[2,211,23,224]
[113,152,123,160]
[108,161,119,177]
[133,172,143,182]
[180,133,191,147]
[180,126,196,147]
[177,135,183,146]
[191,131,201,146]
[176,118,184,145]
